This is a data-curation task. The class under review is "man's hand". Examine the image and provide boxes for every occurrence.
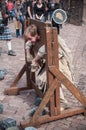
[31,60,39,72]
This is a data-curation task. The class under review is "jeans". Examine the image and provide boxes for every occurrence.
[18,15,24,36]
[49,11,53,20]
[16,29,20,38]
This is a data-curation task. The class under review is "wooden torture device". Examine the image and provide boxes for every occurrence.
[4,19,86,128]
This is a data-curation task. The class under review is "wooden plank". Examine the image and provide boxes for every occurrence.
[4,86,29,95]
[46,28,56,116]
[52,28,59,67]
[21,79,58,127]
[46,27,53,66]
[52,28,60,115]
[21,108,86,128]
[35,108,86,126]
[25,61,32,89]
[49,66,86,106]
[55,81,61,115]
[10,64,26,87]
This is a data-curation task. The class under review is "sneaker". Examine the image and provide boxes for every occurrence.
[8,50,16,56]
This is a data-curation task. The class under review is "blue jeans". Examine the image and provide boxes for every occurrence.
[49,11,53,20]
[16,29,20,37]
[18,15,24,36]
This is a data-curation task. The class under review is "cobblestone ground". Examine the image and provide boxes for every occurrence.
[0,21,86,130]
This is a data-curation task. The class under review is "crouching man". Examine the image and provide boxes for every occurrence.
[24,24,73,111]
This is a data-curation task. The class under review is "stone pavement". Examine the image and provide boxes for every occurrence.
[0,21,86,130]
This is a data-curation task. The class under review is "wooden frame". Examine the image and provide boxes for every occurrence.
[4,19,86,128]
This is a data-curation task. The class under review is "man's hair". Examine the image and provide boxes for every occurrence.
[24,24,38,37]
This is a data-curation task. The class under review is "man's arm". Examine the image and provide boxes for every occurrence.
[25,41,33,61]
[27,6,32,19]
[32,45,45,63]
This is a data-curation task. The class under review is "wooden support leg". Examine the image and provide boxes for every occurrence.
[4,64,28,95]
[20,77,86,128]
[20,79,59,128]
[49,66,86,106]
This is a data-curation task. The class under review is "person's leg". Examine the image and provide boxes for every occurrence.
[19,15,24,36]
[16,29,20,38]
[50,11,53,20]
[45,11,49,21]
[7,40,16,56]
[7,40,12,50]
[18,29,20,37]
[16,29,18,38]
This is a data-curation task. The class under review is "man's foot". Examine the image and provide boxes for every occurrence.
[61,102,70,111]
[8,50,16,56]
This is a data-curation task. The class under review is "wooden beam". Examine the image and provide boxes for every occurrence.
[4,86,29,95]
[35,108,86,126]
[21,79,59,127]
[46,27,55,116]
[49,66,86,106]
[10,64,26,87]
[21,108,86,128]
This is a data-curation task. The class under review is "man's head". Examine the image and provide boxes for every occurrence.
[24,24,40,45]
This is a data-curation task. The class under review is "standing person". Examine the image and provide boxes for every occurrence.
[14,19,21,38]
[51,0,62,34]
[6,0,15,21]
[0,0,16,56]
[15,0,25,36]
[48,0,55,20]
[26,0,35,19]
[48,0,61,20]
[19,0,27,19]
[34,0,45,22]
[43,0,49,22]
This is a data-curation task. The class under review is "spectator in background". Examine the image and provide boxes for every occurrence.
[26,0,34,19]
[43,0,49,22]
[15,0,25,36]
[0,0,16,56]
[48,0,62,34]
[34,0,45,22]
[14,19,21,38]
[6,0,15,21]
[20,0,27,19]
[48,0,55,20]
